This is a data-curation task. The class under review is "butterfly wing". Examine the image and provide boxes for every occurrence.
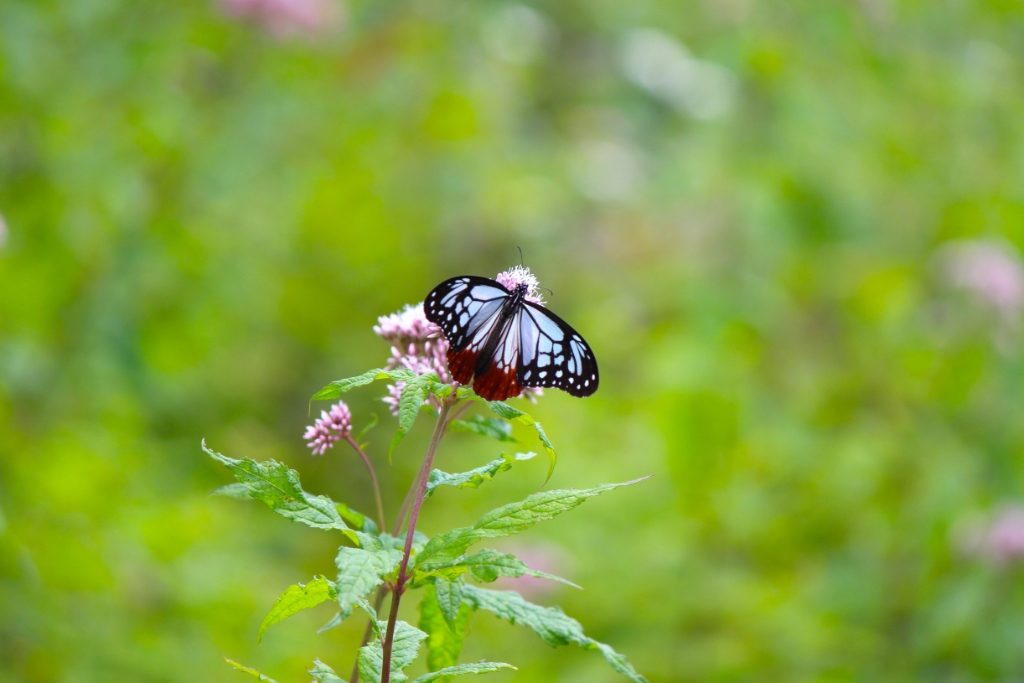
[425,274,599,400]
[424,276,510,386]
[517,300,599,397]
[470,307,525,400]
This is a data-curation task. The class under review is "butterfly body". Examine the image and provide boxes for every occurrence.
[424,274,599,401]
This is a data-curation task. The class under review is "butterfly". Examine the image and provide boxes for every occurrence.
[424,274,599,401]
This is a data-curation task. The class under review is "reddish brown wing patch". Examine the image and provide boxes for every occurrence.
[447,347,478,385]
[472,362,523,401]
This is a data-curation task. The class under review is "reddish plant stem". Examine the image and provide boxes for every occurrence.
[343,434,387,532]
[349,462,427,683]
[379,400,454,683]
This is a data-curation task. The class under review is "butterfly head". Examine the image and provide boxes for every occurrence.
[495,265,544,305]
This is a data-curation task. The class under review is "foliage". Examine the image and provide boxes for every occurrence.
[4,1,1024,681]
[205,368,645,681]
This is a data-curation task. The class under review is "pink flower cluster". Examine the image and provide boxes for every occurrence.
[303,401,352,455]
[943,239,1024,322]
[374,304,451,415]
[960,505,1024,565]
[218,0,340,40]
[496,265,545,305]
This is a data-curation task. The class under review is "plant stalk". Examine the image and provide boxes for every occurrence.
[344,434,387,532]
[379,400,454,683]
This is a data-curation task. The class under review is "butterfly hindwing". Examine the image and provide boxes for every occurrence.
[424,276,510,387]
[471,310,524,400]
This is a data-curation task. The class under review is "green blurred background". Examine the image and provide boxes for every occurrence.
[3,0,1024,681]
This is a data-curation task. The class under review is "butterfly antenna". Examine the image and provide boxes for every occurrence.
[516,245,525,268]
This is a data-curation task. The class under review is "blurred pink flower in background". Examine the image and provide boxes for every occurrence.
[958,505,1024,565]
[303,400,352,455]
[218,0,341,40]
[942,238,1024,321]
[494,542,572,599]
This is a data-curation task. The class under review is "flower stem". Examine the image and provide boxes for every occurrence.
[343,434,387,532]
[379,400,454,683]
[349,478,421,683]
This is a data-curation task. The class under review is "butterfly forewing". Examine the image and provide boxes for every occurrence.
[424,276,509,351]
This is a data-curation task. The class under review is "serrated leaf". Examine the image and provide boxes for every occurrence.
[390,373,437,455]
[426,453,536,498]
[434,578,463,629]
[449,416,515,442]
[486,401,557,481]
[358,620,427,683]
[432,383,455,399]
[461,586,647,683]
[224,658,278,682]
[419,583,471,676]
[335,534,404,619]
[415,480,645,569]
[309,659,347,683]
[203,441,353,538]
[258,576,337,642]
[416,549,579,589]
[411,662,516,682]
[312,368,417,402]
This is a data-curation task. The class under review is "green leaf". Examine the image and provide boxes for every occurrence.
[224,658,278,682]
[312,368,417,402]
[419,583,471,676]
[336,502,377,534]
[391,373,437,455]
[415,479,646,568]
[434,578,463,629]
[411,662,516,682]
[358,620,427,683]
[309,659,347,683]
[486,402,557,481]
[318,611,344,634]
[258,576,337,642]
[449,416,515,442]
[203,441,353,538]
[416,549,579,589]
[426,453,536,498]
[461,586,647,683]
[335,533,404,619]
[213,483,251,499]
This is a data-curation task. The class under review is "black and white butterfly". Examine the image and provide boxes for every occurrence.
[424,275,599,401]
